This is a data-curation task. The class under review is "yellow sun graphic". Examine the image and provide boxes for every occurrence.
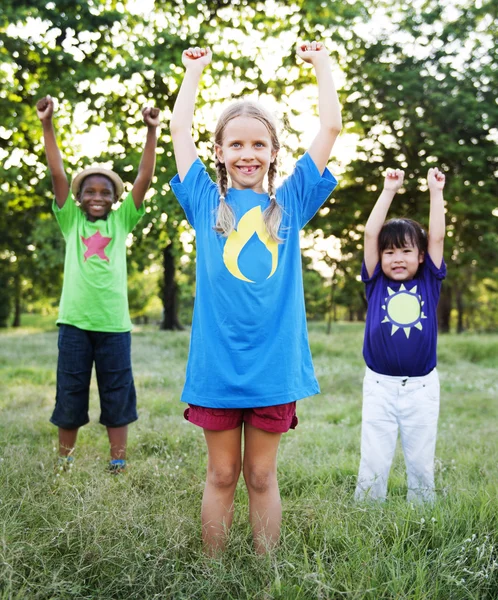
[381,284,427,338]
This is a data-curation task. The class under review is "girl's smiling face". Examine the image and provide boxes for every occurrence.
[215,116,277,194]
[78,175,115,221]
[381,243,424,281]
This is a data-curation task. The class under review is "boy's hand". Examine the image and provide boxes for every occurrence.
[296,41,330,66]
[427,167,445,191]
[143,106,160,128]
[36,95,54,122]
[383,168,405,192]
[182,47,212,72]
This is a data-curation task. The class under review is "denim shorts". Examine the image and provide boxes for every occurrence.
[50,324,138,429]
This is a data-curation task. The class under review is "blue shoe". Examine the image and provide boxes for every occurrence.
[108,459,126,474]
[57,456,75,472]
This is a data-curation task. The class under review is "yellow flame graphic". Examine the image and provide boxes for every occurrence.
[223,206,278,282]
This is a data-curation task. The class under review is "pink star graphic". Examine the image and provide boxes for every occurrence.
[81,231,112,262]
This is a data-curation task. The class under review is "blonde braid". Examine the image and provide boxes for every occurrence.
[214,158,236,237]
[263,159,283,243]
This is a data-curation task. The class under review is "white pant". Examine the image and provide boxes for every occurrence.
[355,367,440,503]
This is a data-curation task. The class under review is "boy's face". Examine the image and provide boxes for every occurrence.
[78,175,115,221]
[381,244,424,281]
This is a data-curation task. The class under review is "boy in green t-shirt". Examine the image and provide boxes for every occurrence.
[36,95,160,473]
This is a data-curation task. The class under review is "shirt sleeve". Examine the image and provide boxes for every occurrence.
[170,159,218,228]
[361,260,383,301]
[424,253,447,280]
[52,192,79,239]
[278,152,338,228]
[114,191,145,233]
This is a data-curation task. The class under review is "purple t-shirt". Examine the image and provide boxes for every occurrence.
[362,254,446,376]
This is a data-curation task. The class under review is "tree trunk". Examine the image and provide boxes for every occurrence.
[160,244,184,331]
[358,290,367,321]
[0,267,12,327]
[455,287,464,334]
[326,276,336,335]
[12,272,21,327]
[437,285,452,333]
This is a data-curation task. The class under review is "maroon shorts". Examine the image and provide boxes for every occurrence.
[184,402,298,433]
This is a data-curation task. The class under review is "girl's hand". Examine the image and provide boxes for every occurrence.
[427,167,445,191]
[36,95,54,122]
[182,47,212,71]
[143,106,161,128]
[296,41,329,66]
[383,168,405,192]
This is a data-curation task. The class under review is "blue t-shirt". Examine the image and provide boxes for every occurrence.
[362,254,446,377]
[170,153,337,408]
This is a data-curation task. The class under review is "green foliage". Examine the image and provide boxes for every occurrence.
[0,0,303,326]
[1,0,496,330]
[302,257,329,320]
[311,0,498,329]
[1,0,142,324]
[456,275,498,333]
[127,270,159,320]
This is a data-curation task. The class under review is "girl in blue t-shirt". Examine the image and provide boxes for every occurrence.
[355,167,446,503]
[170,42,341,554]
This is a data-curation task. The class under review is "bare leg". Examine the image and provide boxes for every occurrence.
[243,423,282,554]
[202,427,242,556]
[58,427,78,457]
[107,425,128,460]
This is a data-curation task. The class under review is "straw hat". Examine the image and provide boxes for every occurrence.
[71,167,124,199]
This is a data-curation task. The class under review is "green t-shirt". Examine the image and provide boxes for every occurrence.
[53,191,145,332]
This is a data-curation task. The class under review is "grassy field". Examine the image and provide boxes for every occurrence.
[1,317,497,599]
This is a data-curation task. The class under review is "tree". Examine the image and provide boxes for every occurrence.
[9,1,494,333]
[310,0,498,331]
[0,0,142,325]
[1,0,371,328]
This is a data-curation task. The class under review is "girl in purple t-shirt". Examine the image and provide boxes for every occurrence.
[355,167,447,503]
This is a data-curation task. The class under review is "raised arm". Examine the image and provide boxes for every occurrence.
[296,41,342,174]
[427,167,446,268]
[36,96,69,208]
[364,169,405,278]
[170,47,212,182]
[131,107,160,209]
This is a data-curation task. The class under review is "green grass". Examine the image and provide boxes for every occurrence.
[1,321,497,599]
